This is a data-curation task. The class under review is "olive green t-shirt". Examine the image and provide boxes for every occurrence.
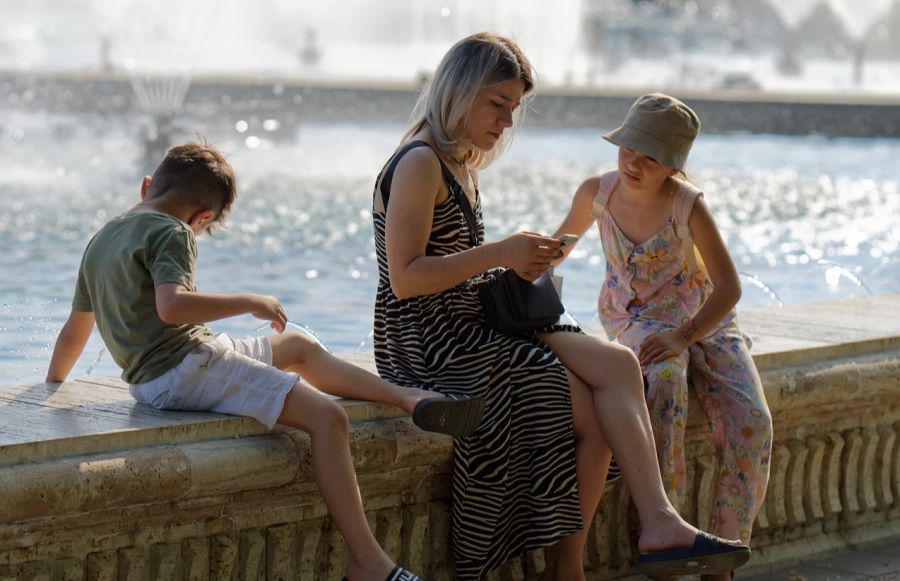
[73,211,214,384]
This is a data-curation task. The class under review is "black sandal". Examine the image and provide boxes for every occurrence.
[412,393,484,438]
[637,531,750,577]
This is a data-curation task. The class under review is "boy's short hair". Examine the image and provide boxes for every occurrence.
[147,143,237,234]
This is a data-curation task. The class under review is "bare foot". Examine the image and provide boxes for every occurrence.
[637,508,743,554]
[400,388,444,415]
[344,558,394,581]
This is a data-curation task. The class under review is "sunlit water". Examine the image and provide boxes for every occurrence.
[1,108,898,384]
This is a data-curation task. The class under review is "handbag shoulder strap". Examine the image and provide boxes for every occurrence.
[446,168,480,248]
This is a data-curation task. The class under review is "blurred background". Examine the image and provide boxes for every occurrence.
[1,0,898,383]
[2,0,900,91]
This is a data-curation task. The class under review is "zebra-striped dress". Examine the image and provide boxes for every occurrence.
[372,141,583,580]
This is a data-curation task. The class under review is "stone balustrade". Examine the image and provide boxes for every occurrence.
[1,295,899,580]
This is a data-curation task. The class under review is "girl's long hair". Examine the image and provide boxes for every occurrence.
[402,32,534,169]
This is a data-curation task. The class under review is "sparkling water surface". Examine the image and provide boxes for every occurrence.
[1,110,898,384]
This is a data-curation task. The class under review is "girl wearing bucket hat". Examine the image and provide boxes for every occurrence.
[552,93,772,581]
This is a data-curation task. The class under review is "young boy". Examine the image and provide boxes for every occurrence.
[46,143,483,581]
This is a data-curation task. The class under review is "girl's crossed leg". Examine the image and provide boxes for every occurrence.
[537,332,742,577]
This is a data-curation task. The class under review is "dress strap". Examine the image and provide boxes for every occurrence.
[376,140,430,210]
[672,180,705,274]
[376,139,479,247]
[591,171,619,221]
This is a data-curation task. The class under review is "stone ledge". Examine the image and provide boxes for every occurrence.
[1,294,899,579]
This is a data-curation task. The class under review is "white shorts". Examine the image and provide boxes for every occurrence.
[129,333,298,429]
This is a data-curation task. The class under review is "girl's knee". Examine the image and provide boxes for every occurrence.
[607,341,641,372]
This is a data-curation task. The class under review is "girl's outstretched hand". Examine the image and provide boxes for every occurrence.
[498,231,561,281]
[638,330,689,365]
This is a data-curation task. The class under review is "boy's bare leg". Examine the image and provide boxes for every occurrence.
[538,332,735,554]
[277,381,395,581]
[268,332,440,414]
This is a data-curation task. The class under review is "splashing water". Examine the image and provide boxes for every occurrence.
[739,272,785,308]
[248,321,332,354]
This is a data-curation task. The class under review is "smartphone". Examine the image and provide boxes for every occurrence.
[558,234,579,248]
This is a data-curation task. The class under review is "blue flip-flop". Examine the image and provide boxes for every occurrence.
[412,393,484,438]
[637,531,750,577]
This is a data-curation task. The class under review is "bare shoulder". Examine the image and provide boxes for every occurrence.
[687,192,718,230]
[574,174,605,200]
[392,143,442,182]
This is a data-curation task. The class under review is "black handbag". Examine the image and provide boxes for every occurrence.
[446,166,565,335]
[478,269,564,334]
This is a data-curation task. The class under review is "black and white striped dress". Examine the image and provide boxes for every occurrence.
[372,141,583,580]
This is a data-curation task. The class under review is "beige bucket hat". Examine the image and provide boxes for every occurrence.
[603,93,700,170]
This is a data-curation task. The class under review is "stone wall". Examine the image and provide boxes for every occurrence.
[1,346,899,580]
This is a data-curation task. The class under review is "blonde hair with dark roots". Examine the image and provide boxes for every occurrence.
[403,32,534,169]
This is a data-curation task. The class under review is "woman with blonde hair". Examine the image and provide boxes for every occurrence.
[371,32,749,580]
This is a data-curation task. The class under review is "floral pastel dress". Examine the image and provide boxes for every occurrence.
[594,171,772,544]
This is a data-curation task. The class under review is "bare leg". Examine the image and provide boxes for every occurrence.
[277,382,394,581]
[540,367,612,581]
[268,331,439,414]
[538,332,716,553]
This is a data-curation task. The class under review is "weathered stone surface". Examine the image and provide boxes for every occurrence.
[1,296,899,579]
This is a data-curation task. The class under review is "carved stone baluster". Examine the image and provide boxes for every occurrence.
[875,426,896,509]
[787,440,808,526]
[265,524,297,580]
[18,561,51,581]
[426,502,453,581]
[804,437,826,521]
[860,427,880,511]
[893,421,900,506]
[296,521,323,580]
[823,433,845,516]
[209,534,238,581]
[86,550,118,581]
[182,538,209,581]
[238,530,267,581]
[499,556,526,581]
[402,504,430,574]
[522,548,547,581]
[56,559,85,581]
[842,429,863,515]
[767,444,790,530]
[150,543,181,580]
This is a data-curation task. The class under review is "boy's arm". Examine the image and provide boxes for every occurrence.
[46,309,95,383]
[155,284,288,332]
